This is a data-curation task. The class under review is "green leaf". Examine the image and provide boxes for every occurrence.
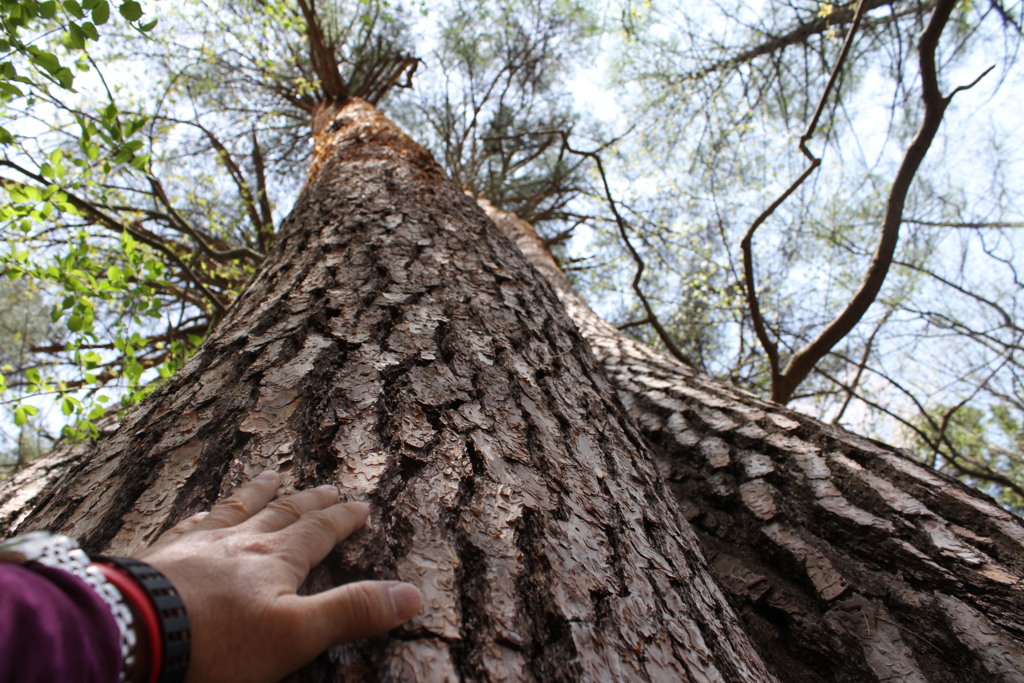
[118,0,142,20]
[66,23,86,49]
[0,81,24,98]
[80,21,99,39]
[91,0,109,25]
[124,117,148,137]
[30,49,62,75]
[122,230,136,255]
[61,395,80,415]
[55,67,73,88]
[125,361,144,381]
[63,0,85,18]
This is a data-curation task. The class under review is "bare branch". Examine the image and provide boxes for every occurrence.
[764,0,983,403]
[903,218,1024,228]
[683,0,936,83]
[741,0,870,401]
[147,175,264,263]
[831,309,893,424]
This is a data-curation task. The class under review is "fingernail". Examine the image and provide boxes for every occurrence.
[389,584,423,621]
[256,470,278,482]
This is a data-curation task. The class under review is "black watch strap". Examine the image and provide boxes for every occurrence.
[97,556,191,683]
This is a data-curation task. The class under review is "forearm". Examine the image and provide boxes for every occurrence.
[0,563,122,683]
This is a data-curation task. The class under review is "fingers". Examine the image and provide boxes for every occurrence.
[192,470,280,531]
[243,484,342,533]
[272,502,369,582]
[294,580,422,650]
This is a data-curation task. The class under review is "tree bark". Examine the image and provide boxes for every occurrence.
[0,99,775,681]
[484,204,1024,682]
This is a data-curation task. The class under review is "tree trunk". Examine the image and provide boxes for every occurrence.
[0,99,775,681]
[484,204,1024,682]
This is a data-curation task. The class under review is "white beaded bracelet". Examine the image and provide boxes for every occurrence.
[0,531,137,683]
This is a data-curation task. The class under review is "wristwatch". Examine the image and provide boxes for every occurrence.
[0,530,137,682]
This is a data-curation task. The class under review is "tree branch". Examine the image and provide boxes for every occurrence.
[554,134,693,366]
[296,0,347,100]
[764,0,984,403]
[741,0,870,401]
[683,0,935,82]
[147,175,264,263]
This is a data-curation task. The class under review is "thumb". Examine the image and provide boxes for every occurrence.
[301,580,423,647]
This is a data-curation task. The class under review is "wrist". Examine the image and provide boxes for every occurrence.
[0,532,190,683]
[94,556,191,683]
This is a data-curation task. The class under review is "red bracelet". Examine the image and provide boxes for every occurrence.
[95,562,162,683]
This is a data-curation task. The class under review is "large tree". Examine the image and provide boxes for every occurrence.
[1,96,780,680]
[2,1,1024,680]
[3,0,1022,505]
[4,93,1024,683]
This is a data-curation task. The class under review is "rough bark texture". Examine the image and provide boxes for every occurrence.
[485,204,1024,683]
[0,100,775,681]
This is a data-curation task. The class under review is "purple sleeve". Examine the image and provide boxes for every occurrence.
[0,562,121,683]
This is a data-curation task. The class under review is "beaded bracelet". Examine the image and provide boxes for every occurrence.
[0,532,190,683]
[0,531,137,682]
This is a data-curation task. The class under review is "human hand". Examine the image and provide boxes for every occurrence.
[135,471,422,683]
